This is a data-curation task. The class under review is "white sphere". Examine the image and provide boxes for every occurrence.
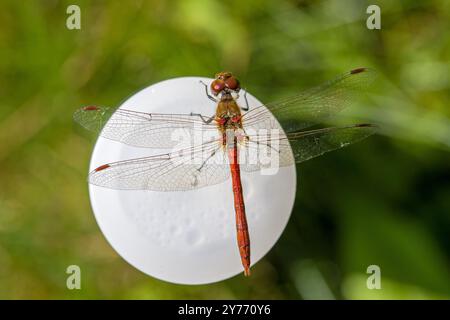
[88,77,297,284]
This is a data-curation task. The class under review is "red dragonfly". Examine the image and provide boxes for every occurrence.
[74,68,377,276]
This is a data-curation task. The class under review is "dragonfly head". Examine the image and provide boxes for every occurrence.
[211,71,240,96]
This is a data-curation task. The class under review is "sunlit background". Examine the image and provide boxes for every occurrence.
[0,0,449,299]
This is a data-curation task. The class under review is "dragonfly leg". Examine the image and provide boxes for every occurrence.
[199,80,218,103]
[197,145,221,172]
[236,129,250,144]
[190,112,216,124]
[240,89,250,111]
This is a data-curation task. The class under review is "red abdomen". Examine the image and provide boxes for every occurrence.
[227,138,251,276]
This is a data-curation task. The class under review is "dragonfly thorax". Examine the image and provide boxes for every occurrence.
[215,97,243,131]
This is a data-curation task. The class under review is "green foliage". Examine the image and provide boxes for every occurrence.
[0,0,449,299]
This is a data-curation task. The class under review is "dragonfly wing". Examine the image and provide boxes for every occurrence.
[240,124,377,172]
[286,124,378,163]
[88,140,230,191]
[238,130,295,172]
[242,68,376,133]
[73,106,218,148]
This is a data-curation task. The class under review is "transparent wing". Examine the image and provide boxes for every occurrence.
[73,106,218,148]
[88,139,230,191]
[87,124,377,189]
[240,124,378,172]
[242,68,376,133]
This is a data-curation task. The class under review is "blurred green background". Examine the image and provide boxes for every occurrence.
[0,0,449,299]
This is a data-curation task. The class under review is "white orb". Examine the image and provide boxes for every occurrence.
[88,77,297,284]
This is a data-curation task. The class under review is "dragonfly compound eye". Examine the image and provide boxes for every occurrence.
[225,76,240,91]
[211,79,225,95]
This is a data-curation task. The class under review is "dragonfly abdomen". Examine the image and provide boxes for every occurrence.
[227,136,251,276]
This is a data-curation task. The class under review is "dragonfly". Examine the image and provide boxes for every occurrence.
[74,68,377,276]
